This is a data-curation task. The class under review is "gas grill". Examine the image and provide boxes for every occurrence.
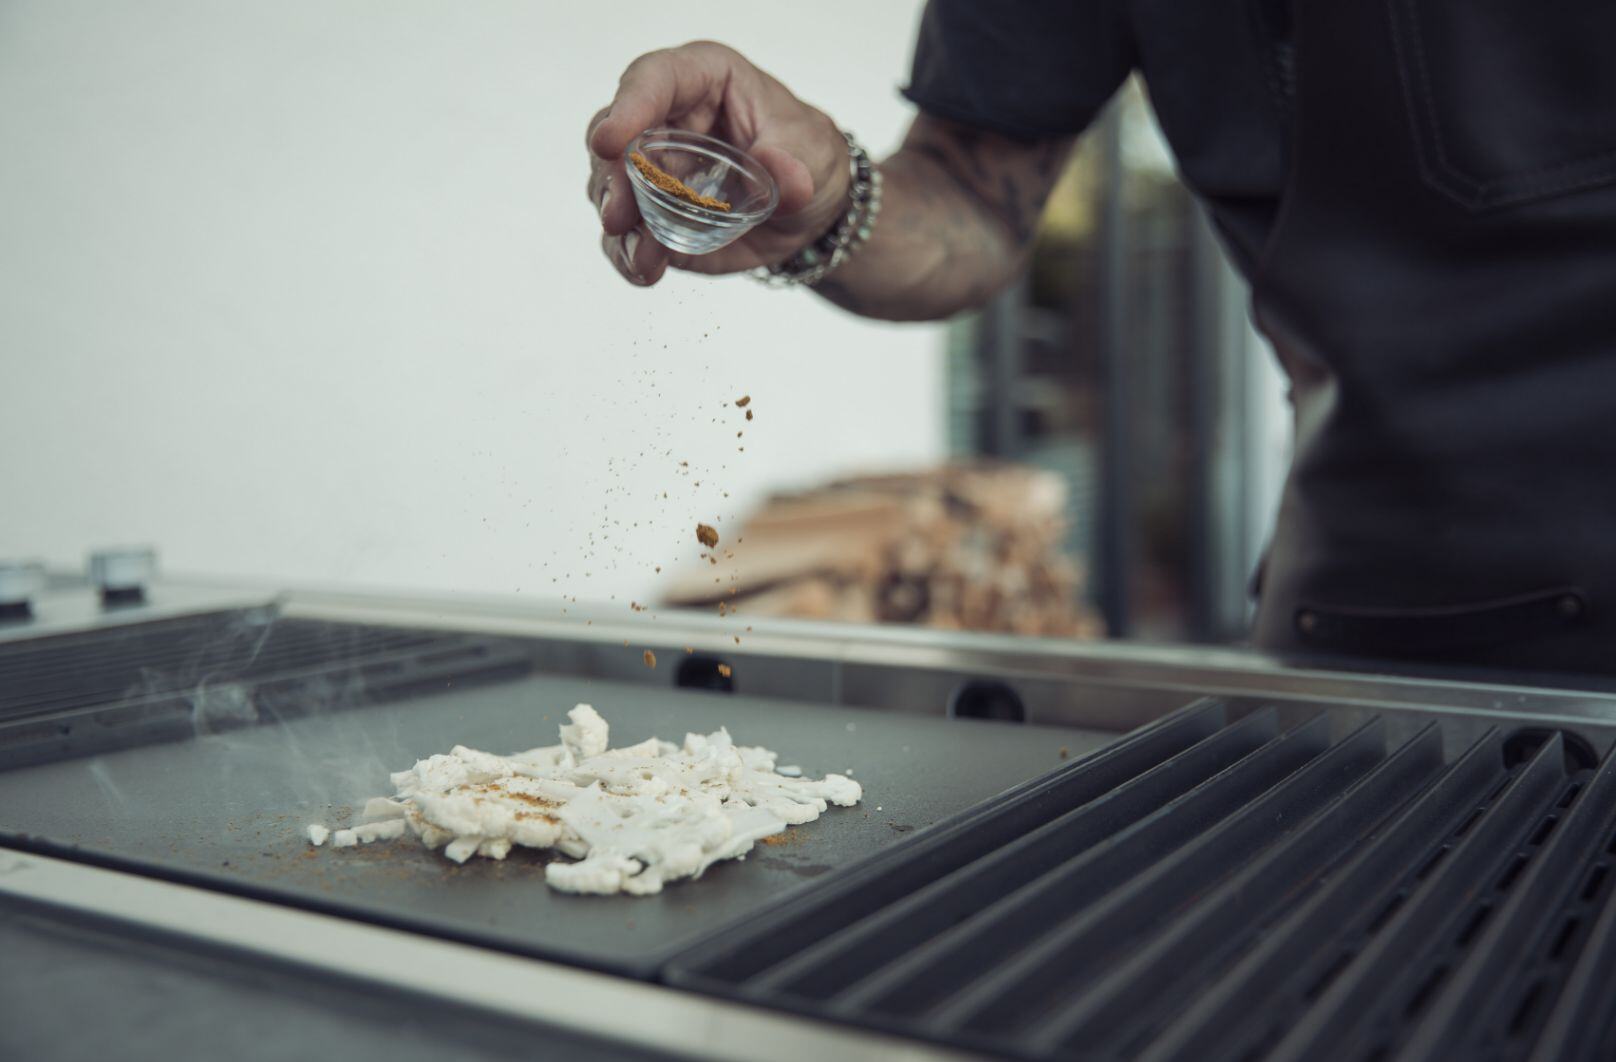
[4,571,1616,1061]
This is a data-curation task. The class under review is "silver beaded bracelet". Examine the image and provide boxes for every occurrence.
[753,129,882,288]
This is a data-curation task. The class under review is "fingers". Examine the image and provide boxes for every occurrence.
[589,44,726,159]
[748,143,816,216]
[583,106,611,150]
[600,225,669,287]
[586,157,640,237]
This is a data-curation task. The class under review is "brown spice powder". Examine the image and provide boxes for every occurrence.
[643,649,657,669]
[630,152,731,212]
[696,523,719,548]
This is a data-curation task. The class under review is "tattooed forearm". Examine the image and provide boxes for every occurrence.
[810,114,1074,321]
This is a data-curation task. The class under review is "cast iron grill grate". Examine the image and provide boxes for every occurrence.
[0,609,532,768]
[666,699,1616,1061]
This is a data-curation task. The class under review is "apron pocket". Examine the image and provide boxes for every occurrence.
[1389,0,1616,210]
[1294,586,1589,655]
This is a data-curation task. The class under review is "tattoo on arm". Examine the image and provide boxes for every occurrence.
[808,115,1074,320]
[905,118,1072,246]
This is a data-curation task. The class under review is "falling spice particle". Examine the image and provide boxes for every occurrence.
[1059,746,1070,760]
[734,636,741,644]
[643,650,657,669]
[717,664,732,678]
[696,523,719,548]
[735,395,751,407]
[746,409,753,421]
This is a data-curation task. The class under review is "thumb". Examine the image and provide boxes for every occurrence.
[750,144,815,216]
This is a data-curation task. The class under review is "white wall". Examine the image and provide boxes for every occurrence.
[0,0,945,604]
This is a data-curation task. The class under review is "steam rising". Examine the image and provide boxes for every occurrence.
[84,601,415,813]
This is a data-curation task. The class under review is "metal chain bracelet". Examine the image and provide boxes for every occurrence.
[752,129,882,288]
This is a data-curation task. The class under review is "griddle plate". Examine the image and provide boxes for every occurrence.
[0,673,1093,979]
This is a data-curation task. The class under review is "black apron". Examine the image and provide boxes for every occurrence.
[1248,0,1616,675]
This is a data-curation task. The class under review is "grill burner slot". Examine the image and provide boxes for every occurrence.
[675,654,735,693]
[668,699,1616,1061]
[948,678,1026,723]
[0,609,531,769]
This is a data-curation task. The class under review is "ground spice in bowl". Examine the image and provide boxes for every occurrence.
[630,152,732,212]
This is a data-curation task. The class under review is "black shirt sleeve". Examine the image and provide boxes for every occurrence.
[902,0,1136,141]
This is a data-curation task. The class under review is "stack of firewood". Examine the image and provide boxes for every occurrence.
[663,463,1100,638]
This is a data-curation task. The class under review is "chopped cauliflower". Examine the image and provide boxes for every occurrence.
[558,703,609,763]
[309,703,861,896]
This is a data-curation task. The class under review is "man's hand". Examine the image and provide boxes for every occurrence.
[586,41,850,286]
[587,41,1076,319]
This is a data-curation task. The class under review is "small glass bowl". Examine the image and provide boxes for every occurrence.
[624,128,778,255]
